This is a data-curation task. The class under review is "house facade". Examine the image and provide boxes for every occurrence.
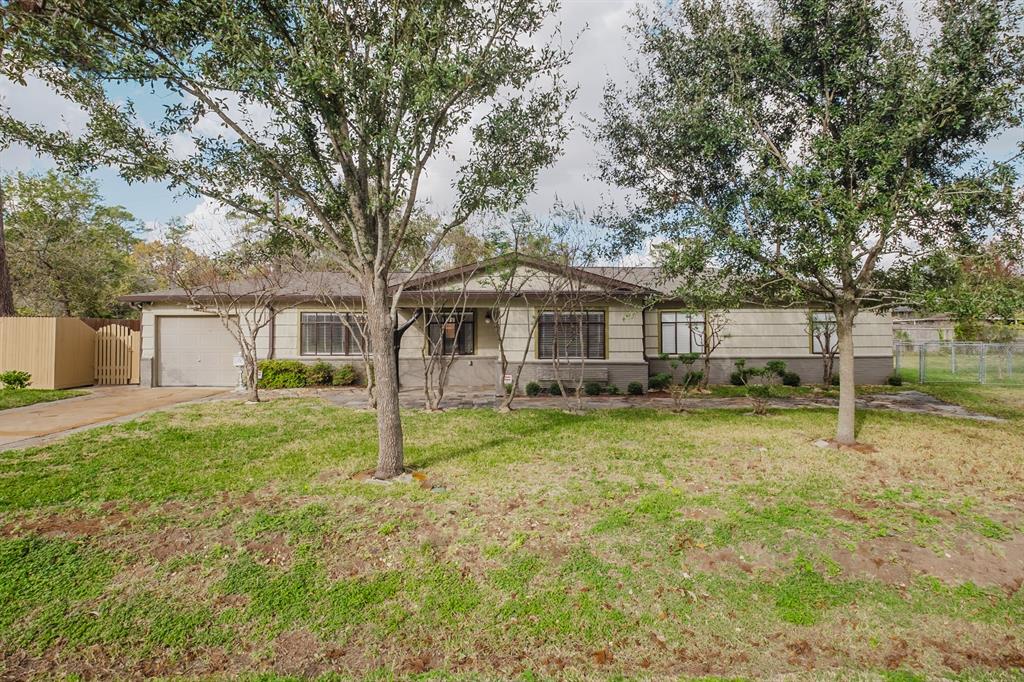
[122,256,894,390]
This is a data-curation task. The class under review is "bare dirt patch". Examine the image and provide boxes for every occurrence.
[272,629,329,678]
[832,533,1024,590]
[245,531,293,566]
[683,541,785,576]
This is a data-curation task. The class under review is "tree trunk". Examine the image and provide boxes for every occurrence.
[245,356,260,402]
[835,308,857,444]
[0,182,14,316]
[367,289,404,479]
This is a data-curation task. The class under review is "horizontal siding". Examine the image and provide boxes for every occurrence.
[644,307,892,359]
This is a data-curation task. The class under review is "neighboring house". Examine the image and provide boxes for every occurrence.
[120,255,894,390]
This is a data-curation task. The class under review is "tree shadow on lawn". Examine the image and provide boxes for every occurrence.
[404,408,583,470]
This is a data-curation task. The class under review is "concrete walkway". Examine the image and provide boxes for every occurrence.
[0,386,227,451]
[262,387,1001,421]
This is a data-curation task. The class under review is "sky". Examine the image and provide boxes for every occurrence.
[1,0,1022,253]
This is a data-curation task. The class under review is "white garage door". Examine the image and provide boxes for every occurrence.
[157,316,238,387]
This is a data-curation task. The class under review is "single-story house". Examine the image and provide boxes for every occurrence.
[120,255,894,390]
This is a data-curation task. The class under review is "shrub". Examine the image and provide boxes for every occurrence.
[504,383,515,395]
[765,360,788,378]
[886,373,903,387]
[729,371,745,386]
[0,370,31,389]
[584,381,602,396]
[257,360,308,389]
[830,374,841,387]
[305,361,334,386]
[525,381,542,397]
[627,381,644,396]
[682,370,703,389]
[782,371,801,387]
[548,382,562,396]
[648,372,672,391]
[332,364,358,386]
[607,384,621,396]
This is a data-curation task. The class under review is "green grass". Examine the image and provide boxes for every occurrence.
[0,388,87,410]
[897,348,1024,387]
[0,386,1022,679]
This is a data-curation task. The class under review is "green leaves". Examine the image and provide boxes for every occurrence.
[596,0,1024,308]
[1,0,573,274]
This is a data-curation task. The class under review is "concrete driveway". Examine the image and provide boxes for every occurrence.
[0,386,227,451]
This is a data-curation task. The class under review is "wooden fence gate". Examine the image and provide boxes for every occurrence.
[95,324,141,385]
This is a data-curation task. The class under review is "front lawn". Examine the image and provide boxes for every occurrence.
[0,388,87,411]
[0,387,1022,679]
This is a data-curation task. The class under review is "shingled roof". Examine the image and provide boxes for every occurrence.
[119,255,674,304]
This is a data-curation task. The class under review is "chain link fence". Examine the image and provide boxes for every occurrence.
[894,341,1024,385]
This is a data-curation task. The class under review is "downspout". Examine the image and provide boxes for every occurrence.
[268,305,276,359]
[640,303,653,365]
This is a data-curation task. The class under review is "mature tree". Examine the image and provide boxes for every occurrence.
[596,0,1024,444]
[2,0,572,478]
[907,243,1024,338]
[2,171,140,317]
[0,175,14,316]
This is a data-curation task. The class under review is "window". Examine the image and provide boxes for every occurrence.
[537,310,606,359]
[300,312,365,355]
[809,312,838,354]
[660,312,704,354]
[426,309,475,355]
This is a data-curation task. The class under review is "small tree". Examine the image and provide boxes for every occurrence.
[175,233,304,403]
[662,352,700,411]
[418,265,478,411]
[807,312,839,385]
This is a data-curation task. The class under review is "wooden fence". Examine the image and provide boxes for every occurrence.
[0,317,140,389]
[95,324,140,385]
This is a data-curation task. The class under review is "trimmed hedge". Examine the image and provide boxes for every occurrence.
[525,381,541,397]
[584,381,602,396]
[648,372,672,391]
[627,381,644,396]
[257,360,308,389]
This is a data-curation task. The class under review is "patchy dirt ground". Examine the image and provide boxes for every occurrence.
[0,391,1023,680]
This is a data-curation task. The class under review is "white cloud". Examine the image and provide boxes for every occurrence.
[0,74,90,173]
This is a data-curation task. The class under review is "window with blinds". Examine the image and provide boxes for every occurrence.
[660,312,704,354]
[300,312,366,355]
[426,309,475,355]
[537,310,606,359]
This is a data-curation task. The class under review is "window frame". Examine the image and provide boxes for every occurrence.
[299,311,365,356]
[808,311,838,355]
[658,310,706,355]
[535,308,607,360]
[425,308,476,356]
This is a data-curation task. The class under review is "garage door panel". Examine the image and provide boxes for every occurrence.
[157,316,238,387]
